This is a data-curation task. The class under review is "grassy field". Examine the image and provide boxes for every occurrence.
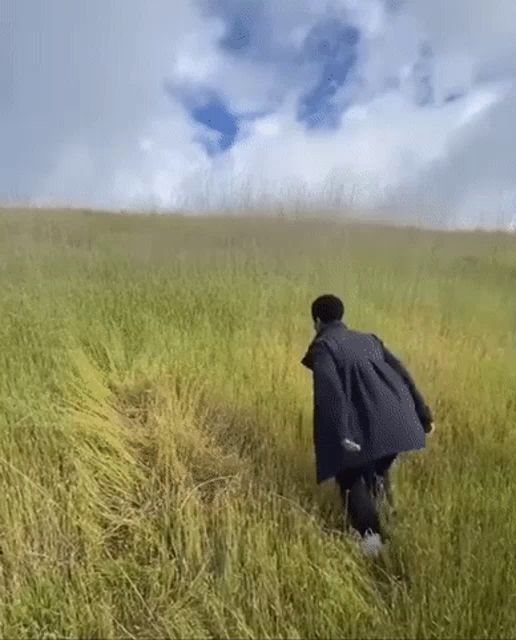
[0,208,515,639]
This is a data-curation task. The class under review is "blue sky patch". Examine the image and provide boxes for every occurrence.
[201,0,269,58]
[297,21,361,129]
[220,14,252,50]
[191,95,239,154]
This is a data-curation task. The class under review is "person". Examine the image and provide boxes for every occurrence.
[301,294,434,557]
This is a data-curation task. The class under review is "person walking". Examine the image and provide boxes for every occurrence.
[301,294,434,557]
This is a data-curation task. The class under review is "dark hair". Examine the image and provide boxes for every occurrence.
[311,294,344,323]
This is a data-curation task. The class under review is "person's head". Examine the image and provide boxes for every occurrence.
[311,294,345,332]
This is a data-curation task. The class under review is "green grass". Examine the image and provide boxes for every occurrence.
[0,208,515,639]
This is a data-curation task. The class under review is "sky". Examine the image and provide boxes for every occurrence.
[2,0,516,229]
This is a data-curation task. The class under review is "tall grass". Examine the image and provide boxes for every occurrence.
[0,208,515,639]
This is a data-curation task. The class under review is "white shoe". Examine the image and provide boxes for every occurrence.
[361,530,384,558]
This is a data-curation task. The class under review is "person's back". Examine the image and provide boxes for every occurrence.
[314,321,429,465]
[302,294,434,556]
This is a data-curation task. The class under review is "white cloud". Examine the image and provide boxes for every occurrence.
[399,84,516,229]
[1,0,220,206]
[407,0,516,77]
[217,82,503,213]
[1,0,516,228]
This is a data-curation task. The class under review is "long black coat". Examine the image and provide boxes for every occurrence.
[301,320,433,484]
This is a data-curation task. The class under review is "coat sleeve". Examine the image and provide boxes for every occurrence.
[373,335,434,432]
[311,341,348,443]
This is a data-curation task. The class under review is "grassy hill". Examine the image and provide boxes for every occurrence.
[1,208,515,639]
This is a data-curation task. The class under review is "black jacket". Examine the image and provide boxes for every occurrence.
[301,320,433,484]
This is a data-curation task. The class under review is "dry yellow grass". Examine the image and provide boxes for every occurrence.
[0,208,515,638]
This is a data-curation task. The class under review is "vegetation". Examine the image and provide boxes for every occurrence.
[1,208,515,639]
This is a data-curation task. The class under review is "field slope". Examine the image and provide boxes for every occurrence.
[1,209,515,639]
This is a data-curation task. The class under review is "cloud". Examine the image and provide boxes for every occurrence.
[1,0,230,206]
[1,0,516,228]
[406,0,516,78]
[214,83,503,212]
[297,20,360,129]
[397,83,516,229]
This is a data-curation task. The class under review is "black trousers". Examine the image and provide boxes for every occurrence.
[335,455,397,537]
